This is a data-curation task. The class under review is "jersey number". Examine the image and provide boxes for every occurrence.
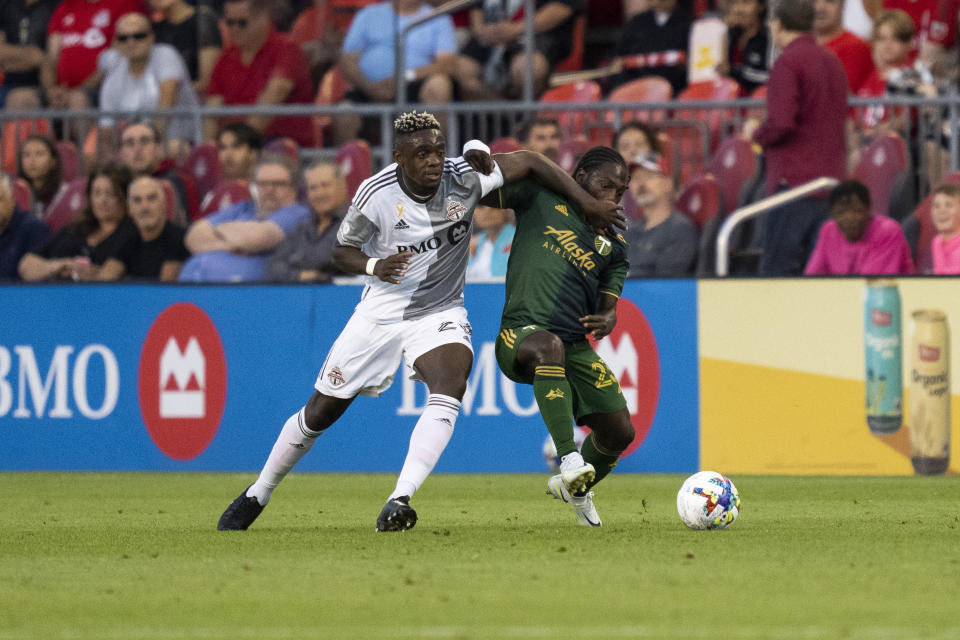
[591,361,620,391]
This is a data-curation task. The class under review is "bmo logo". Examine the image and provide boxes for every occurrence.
[138,303,227,460]
[590,298,660,457]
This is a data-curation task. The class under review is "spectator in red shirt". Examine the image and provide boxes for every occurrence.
[43,0,147,112]
[814,0,874,92]
[854,10,924,137]
[745,0,849,275]
[205,0,314,147]
[882,0,958,73]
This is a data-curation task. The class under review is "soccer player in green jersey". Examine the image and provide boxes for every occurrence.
[470,146,633,526]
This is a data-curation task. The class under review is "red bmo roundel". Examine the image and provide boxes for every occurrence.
[589,298,660,458]
[138,303,227,460]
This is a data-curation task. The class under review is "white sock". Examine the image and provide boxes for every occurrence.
[389,394,460,500]
[246,407,321,506]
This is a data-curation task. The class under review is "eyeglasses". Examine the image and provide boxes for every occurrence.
[225,18,248,29]
[116,31,150,43]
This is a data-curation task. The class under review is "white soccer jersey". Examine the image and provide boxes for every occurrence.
[337,156,504,322]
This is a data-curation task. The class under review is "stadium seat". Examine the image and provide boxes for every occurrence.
[159,179,177,221]
[607,76,673,123]
[2,118,52,174]
[557,135,589,174]
[552,16,585,73]
[44,178,87,232]
[291,2,332,45]
[198,179,251,219]
[56,140,81,182]
[707,136,763,213]
[489,137,521,154]
[330,0,378,33]
[539,81,601,139]
[674,174,722,229]
[264,137,300,162]
[852,134,911,219]
[673,78,741,185]
[746,85,767,123]
[597,76,674,146]
[313,65,352,146]
[335,139,372,199]
[12,176,33,212]
[182,142,223,202]
[901,171,960,272]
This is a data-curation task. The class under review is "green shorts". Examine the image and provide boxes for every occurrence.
[496,325,628,422]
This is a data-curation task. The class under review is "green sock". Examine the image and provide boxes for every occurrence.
[533,364,576,458]
[580,431,621,490]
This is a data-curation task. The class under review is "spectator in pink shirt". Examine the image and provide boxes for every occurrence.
[931,183,960,274]
[804,179,915,275]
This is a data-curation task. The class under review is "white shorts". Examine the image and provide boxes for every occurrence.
[314,306,473,398]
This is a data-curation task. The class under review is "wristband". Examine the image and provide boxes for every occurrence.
[463,139,491,156]
[405,69,416,82]
[365,258,380,276]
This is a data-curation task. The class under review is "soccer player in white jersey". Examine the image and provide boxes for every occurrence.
[218,111,625,532]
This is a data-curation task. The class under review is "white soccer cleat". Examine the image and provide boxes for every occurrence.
[546,474,602,527]
[558,451,595,495]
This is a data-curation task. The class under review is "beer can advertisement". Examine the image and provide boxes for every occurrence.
[700,279,960,475]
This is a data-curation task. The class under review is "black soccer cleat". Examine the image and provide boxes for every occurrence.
[217,486,265,531]
[375,495,417,532]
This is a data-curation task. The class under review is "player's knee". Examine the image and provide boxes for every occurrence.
[595,413,634,452]
[303,392,343,432]
[611,420,635,452]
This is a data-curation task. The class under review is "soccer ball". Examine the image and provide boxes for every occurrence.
[676,470,740,530]
[542,426,588,471]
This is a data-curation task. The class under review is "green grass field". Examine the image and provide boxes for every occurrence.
[2,473,959,639]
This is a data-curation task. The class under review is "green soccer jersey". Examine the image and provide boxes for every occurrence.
[493,177,629,343]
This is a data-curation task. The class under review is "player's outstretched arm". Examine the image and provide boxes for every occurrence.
[332,244,413,285]
[474,150,626,233]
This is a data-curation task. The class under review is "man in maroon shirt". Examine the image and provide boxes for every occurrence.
[204,0,313,147]
[814,0,874,92]
[748,0,849,276]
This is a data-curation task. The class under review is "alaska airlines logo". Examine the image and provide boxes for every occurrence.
[542,226,597,271]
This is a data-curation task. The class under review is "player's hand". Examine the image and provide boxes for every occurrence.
[579,310,617,340]
[583,198,627,235]
[374,251,413,284]
[464,149,494,175]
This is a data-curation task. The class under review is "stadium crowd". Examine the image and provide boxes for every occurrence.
[2,0,960,282]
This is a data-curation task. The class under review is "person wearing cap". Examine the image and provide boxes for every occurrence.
[623,152,698,277]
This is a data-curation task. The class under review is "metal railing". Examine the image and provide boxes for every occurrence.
[2,93,957,194]
[715,177,840,277]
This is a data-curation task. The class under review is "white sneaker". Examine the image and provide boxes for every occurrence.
[546,474,602,527]
[558,451,595,495]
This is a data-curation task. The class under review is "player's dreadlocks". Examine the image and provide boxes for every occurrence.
[573,146,627,178]
[394,111,441,136]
